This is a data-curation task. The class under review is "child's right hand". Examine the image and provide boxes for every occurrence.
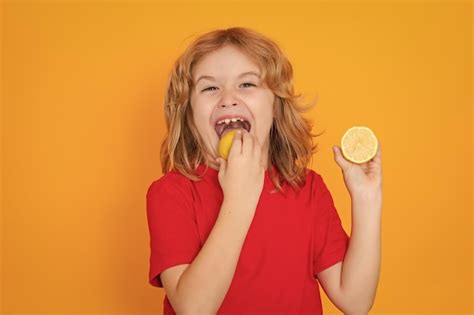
[216,129,265,215]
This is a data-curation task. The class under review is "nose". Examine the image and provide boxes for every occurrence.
[218,89,239,108]
[219,102,237,108]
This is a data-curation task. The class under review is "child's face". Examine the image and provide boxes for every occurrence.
[190,44,275,168]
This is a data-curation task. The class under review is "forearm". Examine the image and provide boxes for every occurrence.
[341,195,382,314]
[175,199,254,314]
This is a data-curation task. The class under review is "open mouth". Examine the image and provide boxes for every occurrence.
[215,118,251,139]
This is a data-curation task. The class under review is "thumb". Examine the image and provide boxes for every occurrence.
[217,157,226,175]
[333,145,351,171]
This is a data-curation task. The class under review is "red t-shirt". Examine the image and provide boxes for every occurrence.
[146,164,350,314]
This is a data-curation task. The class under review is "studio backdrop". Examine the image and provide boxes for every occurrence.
[1,1,472,314]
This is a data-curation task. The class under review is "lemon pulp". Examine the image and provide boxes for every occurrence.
[340,126,378,164]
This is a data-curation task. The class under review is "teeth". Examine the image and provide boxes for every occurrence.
[216,117,245,125]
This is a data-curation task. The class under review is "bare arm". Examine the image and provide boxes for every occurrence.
[318,144,383,314]
[317,197,381,314]
[173,198,254,314]
[340,197,381,313]
[168,129,264,314]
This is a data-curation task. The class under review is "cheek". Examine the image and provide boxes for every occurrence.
[191,102,210,122]
[191,111,216,141]
[256,116,273,144]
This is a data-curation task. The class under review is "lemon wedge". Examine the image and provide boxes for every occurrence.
[341,126,378,164]
[218,129,238,160]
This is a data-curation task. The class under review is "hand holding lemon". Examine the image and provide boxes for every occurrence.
[215,128,265,212]
[333,125,382,201]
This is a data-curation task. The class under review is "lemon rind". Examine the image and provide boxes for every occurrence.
[340,126,378,164]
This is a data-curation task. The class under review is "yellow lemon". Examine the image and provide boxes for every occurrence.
[218,129,238,160]
[341,126,378,164]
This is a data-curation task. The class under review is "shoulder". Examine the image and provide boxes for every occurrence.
[304,168,324,185]
[305,168,322,180]
[146,170,193,199]
[304,168,331,195]
[146,171,196,220]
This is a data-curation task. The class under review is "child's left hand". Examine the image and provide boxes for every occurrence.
[332,143,383,204]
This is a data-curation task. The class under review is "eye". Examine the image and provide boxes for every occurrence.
[201,86,218,92]
[241,82,256,88]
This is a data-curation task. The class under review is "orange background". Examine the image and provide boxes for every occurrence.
[1,1,472,314]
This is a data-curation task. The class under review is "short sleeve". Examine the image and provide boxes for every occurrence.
[146,174,202,287]
[312,173,350,276]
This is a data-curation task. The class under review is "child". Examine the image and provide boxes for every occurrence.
[146,27,383,315]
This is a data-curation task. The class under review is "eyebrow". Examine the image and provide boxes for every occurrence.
[195,71,261,85]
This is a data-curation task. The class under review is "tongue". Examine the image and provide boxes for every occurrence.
[217,121,247,138]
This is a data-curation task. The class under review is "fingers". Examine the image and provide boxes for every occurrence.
[216,157,227,184]
[228,129,261,160]
[217,157,226,174]
[229,129,243,157]
[375,142,381,160]
[241,129,253,155]
[242,129,263,161]
[333,145,351,172]
[369,142,382,164]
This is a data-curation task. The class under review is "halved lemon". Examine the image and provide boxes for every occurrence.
[341,126,378,164]
[218,129,238,160]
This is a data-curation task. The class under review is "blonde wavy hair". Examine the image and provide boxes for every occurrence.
[160,27,323,193]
